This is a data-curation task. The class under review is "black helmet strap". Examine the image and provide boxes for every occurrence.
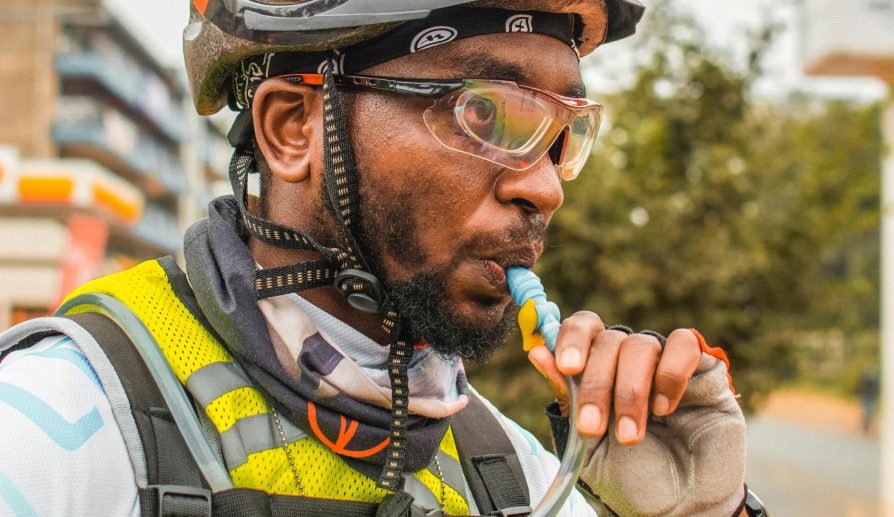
[226,53,414,490]
[320,54,370,274]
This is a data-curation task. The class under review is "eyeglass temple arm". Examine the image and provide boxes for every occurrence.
[333,74,465,99]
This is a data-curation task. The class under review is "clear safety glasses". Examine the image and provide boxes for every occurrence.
[285,73,602,180]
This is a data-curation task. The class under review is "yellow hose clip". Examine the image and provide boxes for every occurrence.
[518,298,546,352]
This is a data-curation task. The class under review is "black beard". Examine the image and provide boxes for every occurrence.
[350,184,537,360]
[348,183,545,360]
[388,268,518,361]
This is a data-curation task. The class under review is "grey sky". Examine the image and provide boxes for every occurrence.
[104,0,887,100]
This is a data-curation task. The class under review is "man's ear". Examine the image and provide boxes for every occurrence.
[252,77,320,183]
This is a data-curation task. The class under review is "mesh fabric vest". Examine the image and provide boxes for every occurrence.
[63,259,470,514]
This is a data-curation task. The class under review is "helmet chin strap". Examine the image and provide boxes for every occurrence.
[226,52,415,491]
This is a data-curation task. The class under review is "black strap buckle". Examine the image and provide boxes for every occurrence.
[491,507,532,516]
[147,485,212,517]
[334,268,384,313]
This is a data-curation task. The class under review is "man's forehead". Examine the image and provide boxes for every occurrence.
[382,33,587,97]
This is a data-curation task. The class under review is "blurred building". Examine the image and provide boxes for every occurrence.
[0,0,231,329]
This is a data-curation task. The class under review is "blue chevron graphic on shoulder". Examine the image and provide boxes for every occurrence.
[0,382,103,451]
[0,470,37,517]
[22,339,104,394]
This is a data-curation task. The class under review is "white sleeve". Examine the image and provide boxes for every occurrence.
[468,386,599,517]
[0,335,139,517]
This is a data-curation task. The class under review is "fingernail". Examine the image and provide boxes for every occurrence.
[617,416,638,442]
[579,404,602,434]
[653,394,670,415]
[558,348,581,370]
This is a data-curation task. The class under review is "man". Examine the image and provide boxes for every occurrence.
[0,1,761,515]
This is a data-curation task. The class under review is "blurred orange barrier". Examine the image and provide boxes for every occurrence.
[93,183,142,223]
[0,147,144,226]
[18,177,75,203]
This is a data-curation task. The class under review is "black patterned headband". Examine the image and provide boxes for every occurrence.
[230,6,577,111]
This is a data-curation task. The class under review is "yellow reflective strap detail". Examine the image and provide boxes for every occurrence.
[229,437,389,502]
[440,426,460,462]
[63,260,230,382]
[415,468,469,515]
[205,386,269,434]
[229,447,299,495]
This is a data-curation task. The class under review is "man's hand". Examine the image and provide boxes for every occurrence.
[528,312,701,443]
[528,311,747,517]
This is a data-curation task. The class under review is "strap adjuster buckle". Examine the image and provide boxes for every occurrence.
[334,268,384,313]
[147,484,212,517]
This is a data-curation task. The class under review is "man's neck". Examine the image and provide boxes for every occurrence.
[249,238,392,345]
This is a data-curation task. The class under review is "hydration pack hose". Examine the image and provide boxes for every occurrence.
[507,267,596,516]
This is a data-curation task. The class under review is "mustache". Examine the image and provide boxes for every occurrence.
[456,216,547,257]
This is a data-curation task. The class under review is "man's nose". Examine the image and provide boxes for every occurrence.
[494,155,564,218]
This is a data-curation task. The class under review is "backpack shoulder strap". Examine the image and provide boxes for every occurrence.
[451,392,531,516]
[66,311,215,517]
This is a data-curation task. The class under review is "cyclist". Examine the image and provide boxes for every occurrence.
[0,1,763,515]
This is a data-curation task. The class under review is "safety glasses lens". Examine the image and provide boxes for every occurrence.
[424,82,600,179]
[456,89,552,153]
[560,112,600,180]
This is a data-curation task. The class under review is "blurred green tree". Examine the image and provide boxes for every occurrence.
[469,1,882,441]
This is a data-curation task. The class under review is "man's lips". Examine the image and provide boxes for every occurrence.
[484,260,508,289]
[477,246,542,293]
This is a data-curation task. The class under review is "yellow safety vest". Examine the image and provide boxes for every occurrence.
[62,258,471,514]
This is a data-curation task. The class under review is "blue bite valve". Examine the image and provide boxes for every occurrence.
[506,266,562,352]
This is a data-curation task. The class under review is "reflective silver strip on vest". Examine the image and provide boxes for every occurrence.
[402,473,442,511]
[186,360,309,470]
[402,449,468,511]
[186,361,252,407]
[219,412,307,470]
[428,450,467,502]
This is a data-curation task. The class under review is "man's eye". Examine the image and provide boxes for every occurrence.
[462,95,497,130]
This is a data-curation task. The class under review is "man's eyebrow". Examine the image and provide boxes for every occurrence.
[454,54,587,98]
